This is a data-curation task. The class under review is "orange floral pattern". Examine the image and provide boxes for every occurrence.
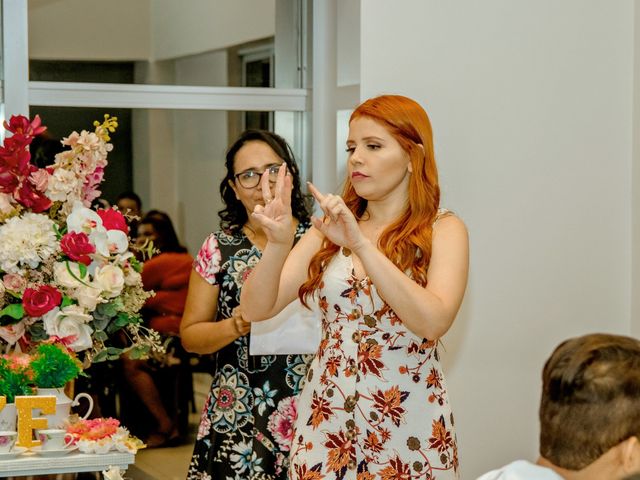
[289,249,458,480]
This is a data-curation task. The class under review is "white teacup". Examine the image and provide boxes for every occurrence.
[37,428,73,451]
[0,430,17,453]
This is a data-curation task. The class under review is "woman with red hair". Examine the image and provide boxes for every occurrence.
[241,95,469,479]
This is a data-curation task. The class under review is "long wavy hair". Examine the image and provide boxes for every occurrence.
[299,95,440,306]
[218,130,310,233]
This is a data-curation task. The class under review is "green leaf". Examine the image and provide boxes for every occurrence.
[92,350,109,363]
[60,296,74,308]
[129,256,143,273]
[78,263,88,278]
[93,330,108,341]
[97,302,118,318]
[0,303,24,320]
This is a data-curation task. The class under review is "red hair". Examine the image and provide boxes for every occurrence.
[299,95,440,306]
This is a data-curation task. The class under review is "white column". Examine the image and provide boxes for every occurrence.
[631,0,640,337]
[2,0,29,118]
[311,0,338,194]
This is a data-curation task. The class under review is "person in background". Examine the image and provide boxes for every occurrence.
[180,130,312,479]
[122,212,193,448]
[476,333,640,480]
[116,191,142,238]
[241,95,469,480]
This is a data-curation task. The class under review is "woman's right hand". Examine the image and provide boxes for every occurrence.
[232,306,251,337]
[251,164,295,245]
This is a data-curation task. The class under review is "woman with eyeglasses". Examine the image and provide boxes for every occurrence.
[181,130,312,480]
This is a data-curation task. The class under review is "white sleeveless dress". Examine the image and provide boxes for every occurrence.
[289,242,459,480]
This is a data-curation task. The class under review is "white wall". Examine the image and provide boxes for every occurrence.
[632,0,640,339]
[359,1,635,478]
[173,51,229,254]
[151,0,275,60]
[28,0,275,63]
[28,0,151,60]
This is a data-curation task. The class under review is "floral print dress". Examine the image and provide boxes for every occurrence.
[289,247,459,480]
[187,224,312,480]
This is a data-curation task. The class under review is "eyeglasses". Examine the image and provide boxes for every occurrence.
[234,164,285,189]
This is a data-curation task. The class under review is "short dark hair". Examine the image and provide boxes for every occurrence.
[218,130,310,233]
[539,333,640,469]
[116,191,142,210]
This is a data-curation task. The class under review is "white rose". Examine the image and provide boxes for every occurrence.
[94,265,125,298]
[74,284,103,310]
[53,261,87,289]
[42,305,94,352]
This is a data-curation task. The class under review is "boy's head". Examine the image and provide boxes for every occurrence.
[539,333,640,470]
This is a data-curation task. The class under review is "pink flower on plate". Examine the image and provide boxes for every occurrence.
[267,396,298,452]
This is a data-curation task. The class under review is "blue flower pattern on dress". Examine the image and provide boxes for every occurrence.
[210,364,252,434]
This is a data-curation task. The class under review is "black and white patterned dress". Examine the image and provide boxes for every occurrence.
[186,223,312,480]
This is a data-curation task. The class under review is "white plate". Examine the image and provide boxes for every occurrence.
[31,444,78,457]
[0,446,28,459]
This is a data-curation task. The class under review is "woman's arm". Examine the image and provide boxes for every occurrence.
[241,226,324,322]
[179,270,250,354]
[353,215,469,339]
[240,167,323,321]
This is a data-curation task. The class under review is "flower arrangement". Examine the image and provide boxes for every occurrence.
[0,114,162,364]
[66,417,145,454]
[0,353,33,403]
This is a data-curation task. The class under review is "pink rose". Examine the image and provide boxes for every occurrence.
[22,285,62,317]
[97,208,129,234]
[60,231,96,266]
[3,273,26,292]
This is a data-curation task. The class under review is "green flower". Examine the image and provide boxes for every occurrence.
[31,343,82,388]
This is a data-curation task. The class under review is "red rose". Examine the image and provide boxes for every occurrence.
[22,285,62,317]
[60,231,96,266]
[97,208,129,234]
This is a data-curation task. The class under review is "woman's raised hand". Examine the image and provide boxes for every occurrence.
[308,183,367,252]
[251,164,295,245]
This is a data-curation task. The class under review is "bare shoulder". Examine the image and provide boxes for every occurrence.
[433,213,468,239]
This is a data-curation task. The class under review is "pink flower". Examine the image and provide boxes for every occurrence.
[22,285,62,317]
[3,114,46,138]
[15,181,52,213]
[97,208,128,234]
[3,273,26,292]
[267,396,298,452]
[60,231,96,266]
[29,169,49,192]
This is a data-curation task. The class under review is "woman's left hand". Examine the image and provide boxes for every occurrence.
[308,183,367,252]
[252,164,295,245]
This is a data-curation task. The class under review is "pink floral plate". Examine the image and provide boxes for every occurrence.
[31,444,79,457]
